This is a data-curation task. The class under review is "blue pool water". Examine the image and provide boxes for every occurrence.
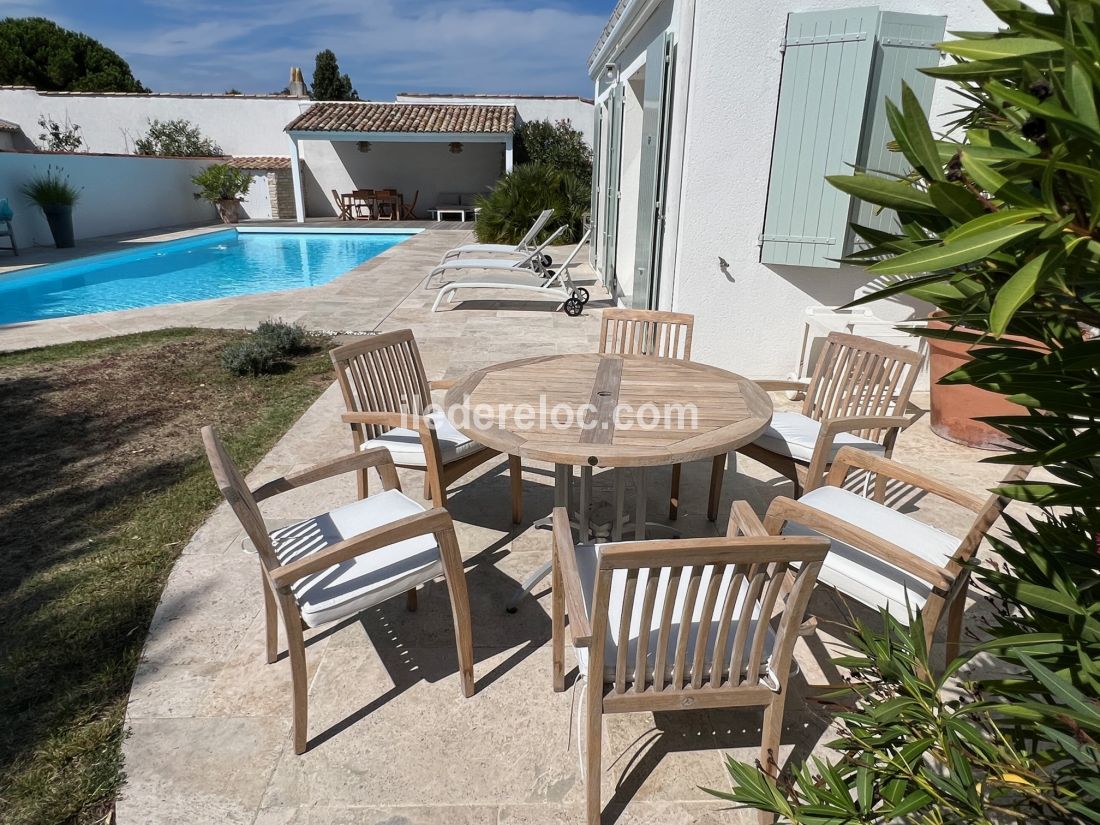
[0,229,414,325]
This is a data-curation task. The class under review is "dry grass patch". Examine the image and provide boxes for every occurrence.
[0,328,333,824]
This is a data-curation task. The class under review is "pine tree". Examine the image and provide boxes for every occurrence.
[310,50,359,101]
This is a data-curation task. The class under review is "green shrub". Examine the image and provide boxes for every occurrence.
[136,118,221,157]
[221,339,276,376]
[474,163,589,245]
[255,319,308,355]
[715,0,1100,820]
[191,164,251,203]
[514,118,592,186]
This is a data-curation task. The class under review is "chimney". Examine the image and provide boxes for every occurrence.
[288,67,307,98]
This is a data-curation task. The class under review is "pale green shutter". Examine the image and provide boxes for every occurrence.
[602,86,624,293]
[590,105,603,267]
[848,12,946,247]
[760,7,879,268]
[633,31,675,309]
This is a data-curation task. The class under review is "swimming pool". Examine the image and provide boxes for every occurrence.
[0,228,416,325]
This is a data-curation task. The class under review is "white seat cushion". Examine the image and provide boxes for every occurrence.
[754,411,885,464]
[270,489,442,628]
[363,411,485,468]
[781,486,961,623]
[572,544,775,685]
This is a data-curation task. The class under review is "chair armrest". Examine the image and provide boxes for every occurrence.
[552,506,591,645]
[726,500,767,538]
[755,379,809,393]
[429,378,457,391]
[252,446,399,502]
[270,507,453,590]
[804,415,914,492]
[826,447,988,513]
[341,411,423,429]
[819,414,913,438]
[764,496,954,591]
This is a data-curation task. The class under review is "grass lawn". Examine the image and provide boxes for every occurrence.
[0,328,335,825]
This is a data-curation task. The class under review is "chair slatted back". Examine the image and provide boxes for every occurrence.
[590,537,826,701]
[330,330,431,442]
[201,426,277,569]
[599,308,695,360]
[803,332,922,441]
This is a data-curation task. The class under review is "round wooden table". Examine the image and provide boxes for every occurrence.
[444,353,773,609]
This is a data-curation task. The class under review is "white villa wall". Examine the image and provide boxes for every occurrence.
[395,94,595,146]
[0,152,217,248]
[0,87,307,156]
[593,0,1002,381]
[299,140,506,218]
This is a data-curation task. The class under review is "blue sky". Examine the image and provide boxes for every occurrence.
[4,1,616,97]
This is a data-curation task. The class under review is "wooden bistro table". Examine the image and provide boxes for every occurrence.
[443,352,773,610]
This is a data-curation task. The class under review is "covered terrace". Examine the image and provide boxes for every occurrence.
[285,101,517,221]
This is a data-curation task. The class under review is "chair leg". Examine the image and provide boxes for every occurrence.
[438,530,475,697]
[551,550,565,692]
[406,587,418,612]
[509,453,523,525]
[757,696,786,825]
[262,571,279,664]
[585,689,603,825]
[944,587,967,663]
[280,598,310,754]
[356,467,369,500]
[707,453,726,522]
[423,473,433,502]
[668,463,681,521]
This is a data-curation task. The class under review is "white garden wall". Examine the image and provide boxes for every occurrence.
[0,87,307,156]
[0,152,218,248]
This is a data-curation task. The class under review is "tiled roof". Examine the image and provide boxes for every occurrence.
[285,102,516,134]
[225,155,292,170]
[397,92,592,102]
[588,0,632,70]
[0,118,20,132]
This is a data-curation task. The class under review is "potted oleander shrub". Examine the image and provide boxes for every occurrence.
[21,166,80,248]
[192,163,251,224]
[713,0,1100,820]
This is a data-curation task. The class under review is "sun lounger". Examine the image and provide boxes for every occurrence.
[430,228,592,315]
[439,209,555,264]
[426,225,566,286]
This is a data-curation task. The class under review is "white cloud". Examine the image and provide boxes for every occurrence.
[79,0,608,96]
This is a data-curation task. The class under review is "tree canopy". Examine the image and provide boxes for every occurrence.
[0,17,147,93]
[515,119,593,186]
[310,50,358,101]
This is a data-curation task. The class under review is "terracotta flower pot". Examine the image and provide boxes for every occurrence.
[215,199,241,224]
[927,315,1034,450]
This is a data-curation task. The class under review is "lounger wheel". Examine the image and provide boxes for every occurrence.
[541,254,552,268]
[563,297,583,317]
[541,268,555,280]
[572,287,589,305]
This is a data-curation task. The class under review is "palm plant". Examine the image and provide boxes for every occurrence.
[713,0,1100,820]
[474,163,588,244]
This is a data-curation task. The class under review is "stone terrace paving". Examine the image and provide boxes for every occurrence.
[5,227,1017,823]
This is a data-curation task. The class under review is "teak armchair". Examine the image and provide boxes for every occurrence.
[765,446,1028,662]
[331,330,522,523]
[552,502,828,825]
[201,425,475,754]
[729,332,921,514]
[598,308,695,520]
